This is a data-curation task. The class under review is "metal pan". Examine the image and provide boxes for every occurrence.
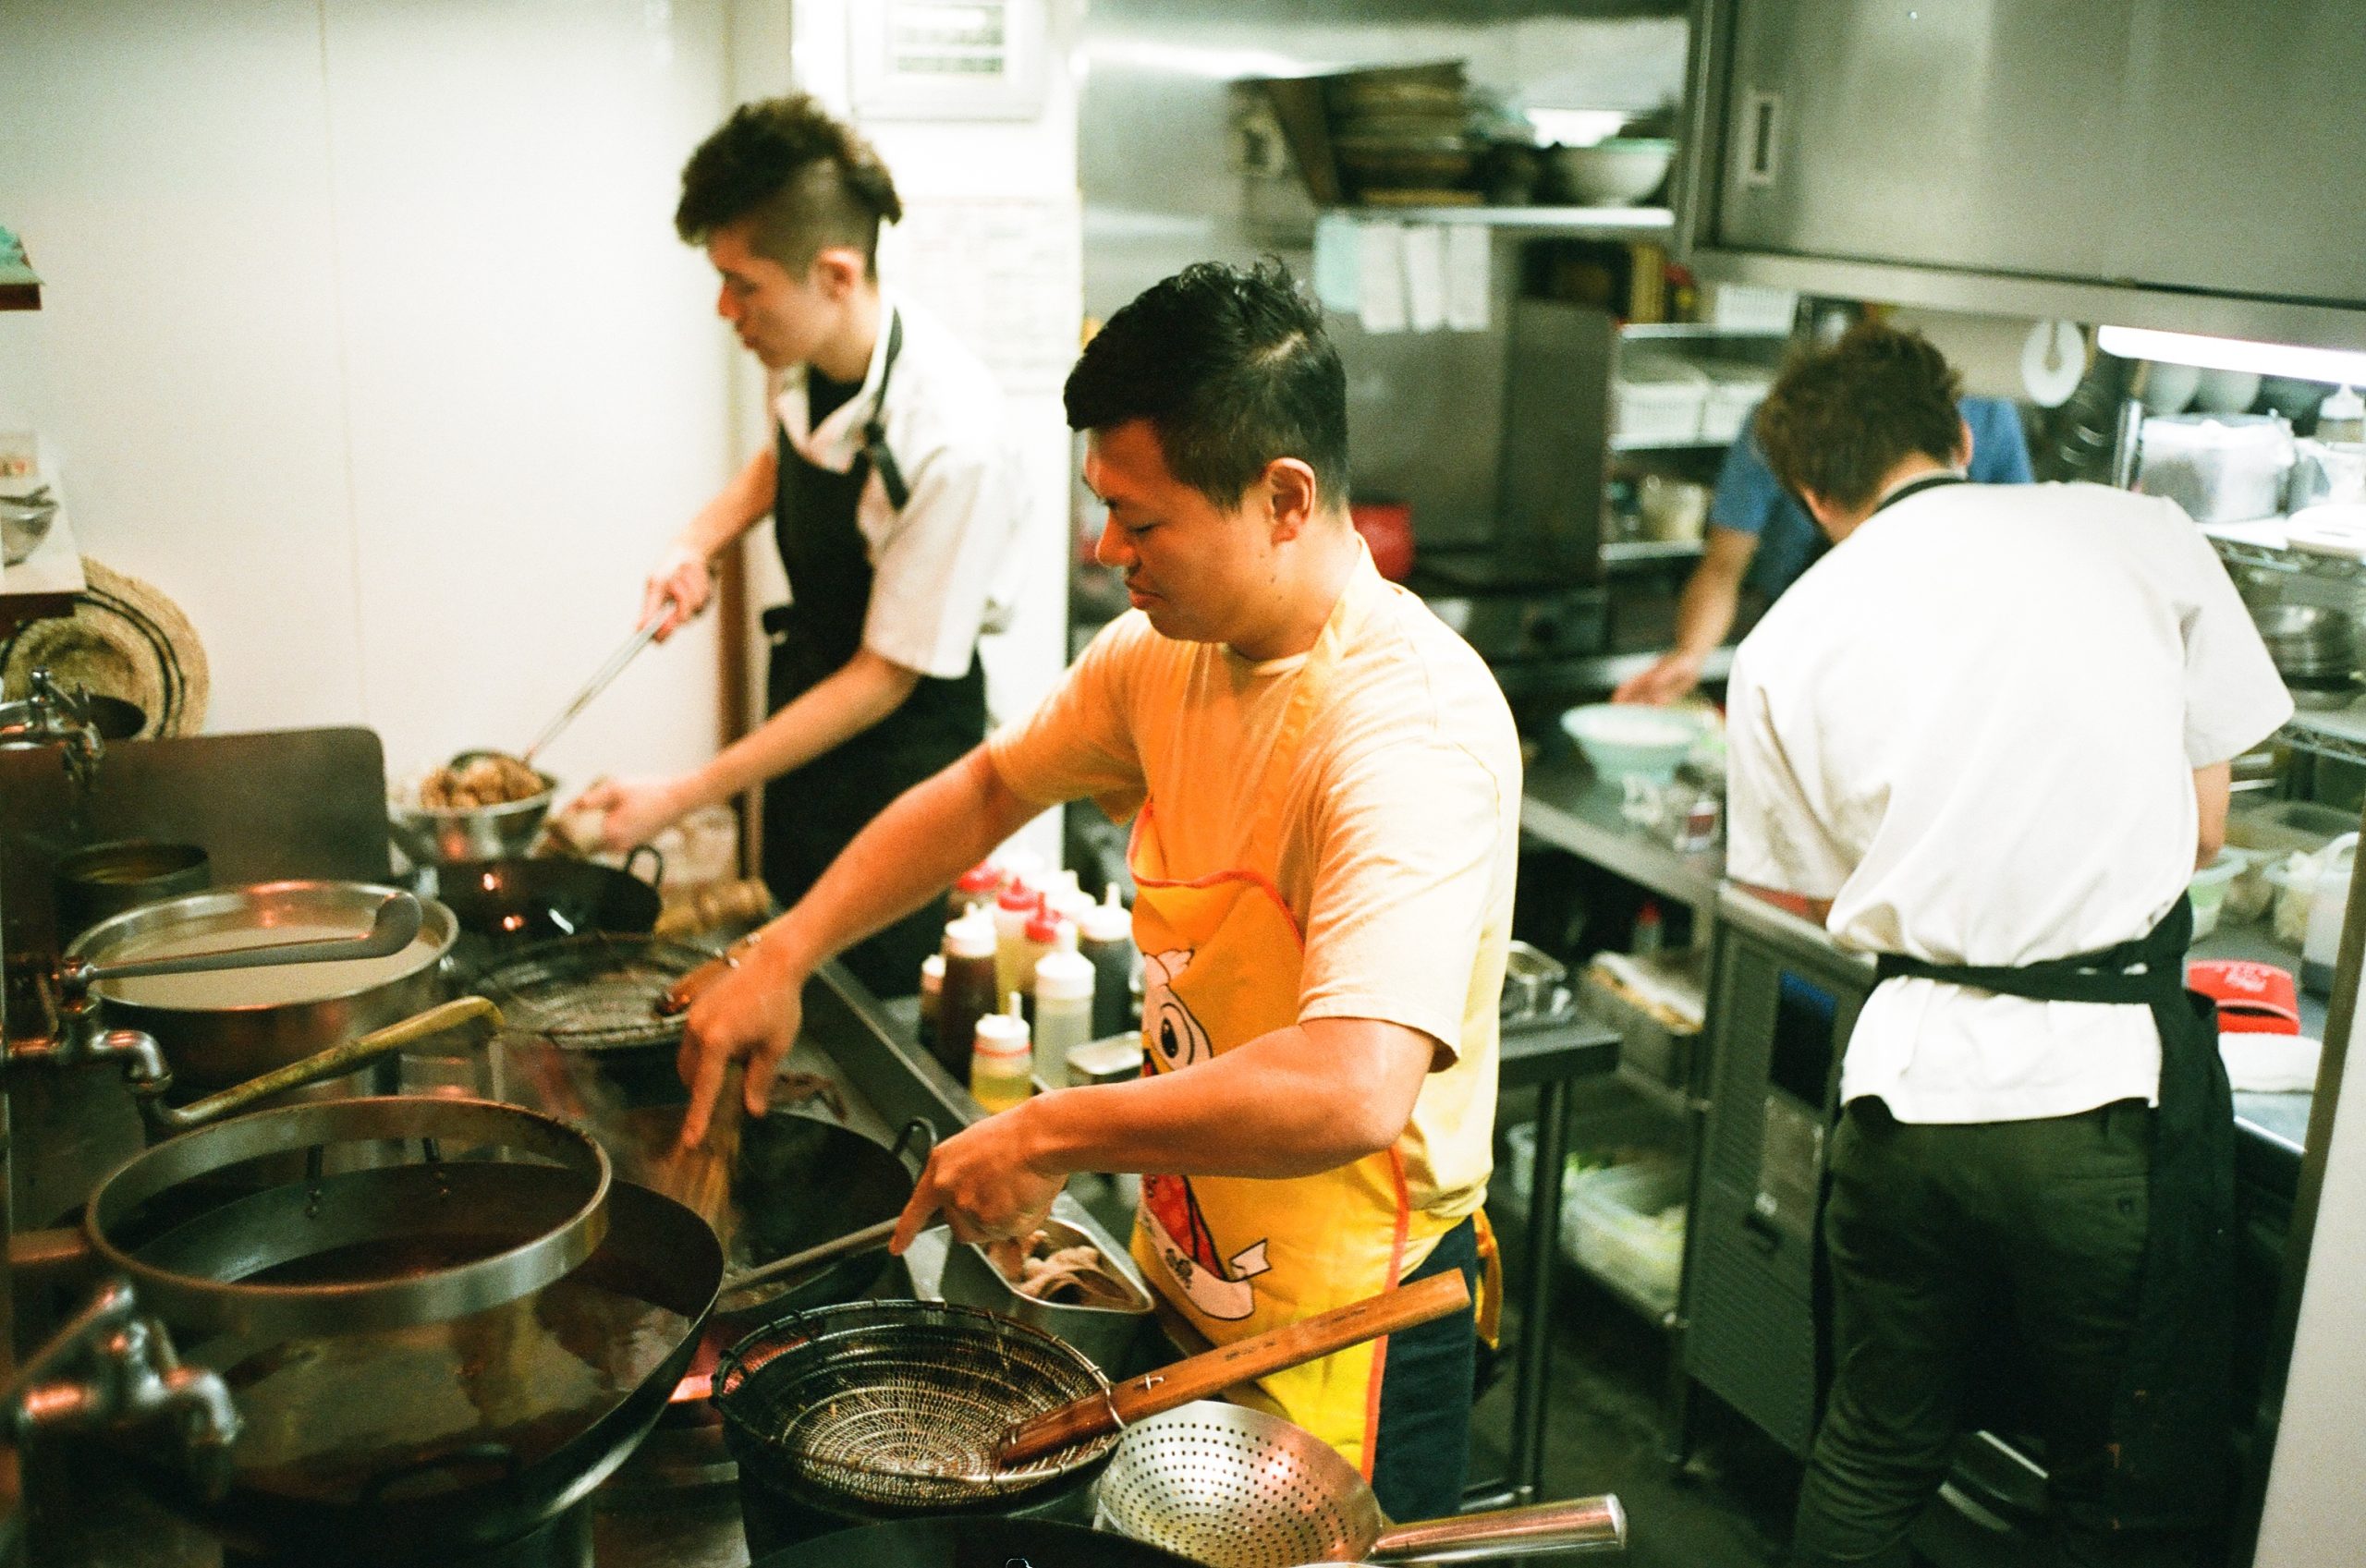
[433,846,663,944]
[754,1516,1213,1568]
[110,1177,723,1566]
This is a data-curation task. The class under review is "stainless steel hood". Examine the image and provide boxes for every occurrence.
[1675,0,2366,351]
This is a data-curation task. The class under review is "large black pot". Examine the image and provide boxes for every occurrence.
[111,1179,723,1567]
[754,1516,1208,1568]
[434,847,662,945]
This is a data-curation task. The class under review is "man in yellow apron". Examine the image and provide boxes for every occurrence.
[675,261,1521,1520]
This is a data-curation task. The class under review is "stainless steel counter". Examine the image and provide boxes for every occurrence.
[1519,752,1725,920]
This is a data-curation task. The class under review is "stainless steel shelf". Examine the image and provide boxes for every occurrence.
[1602,538,1707,564]
[1609,435,1729,454]
[2203,517,2366,580]
[1619,322,1791,341]
[1345,203,1674,236]
[2282,706,2366,765]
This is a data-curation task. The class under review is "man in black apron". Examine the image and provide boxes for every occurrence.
[1722,323,2290,1566]
[575,96,1012,998]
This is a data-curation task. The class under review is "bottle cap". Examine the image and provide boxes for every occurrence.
[955,862,1001,894]
[972,1007,1031,1057]
[1079,882,1132,942]
[1025,907,1067,944]
[944,909,996,957]
[996,880,1040,913]
[921,953,945,984]
[1034,931,1094,1001]
[2325,384,2364,419]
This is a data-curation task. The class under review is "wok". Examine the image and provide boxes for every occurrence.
[433,846,663,944]
[717,1111,933,1319]
[108,1177,723,1566]
[754,1516,1213,1568]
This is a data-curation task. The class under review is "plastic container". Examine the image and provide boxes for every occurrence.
[970,993,1033,1113]
[2187,847,2253,939]
[1700,369,1774,444]
[2303,833,2358,996]
[939,911,1000,1078]
[2317,385,2364,444]
[1560,1159,1688,1319]
[937,1215,1155,1373]
[2137,413,2296,524]
[1032,923,1095,1084]
[1079,884,1136,1039]
[1612,358,1709,446]
[993,882,1043,1002]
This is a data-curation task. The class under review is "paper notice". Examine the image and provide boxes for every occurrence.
[1312,212,1360,314]
[1445,224,1491,332]
[1357,221,1408,334]
[1401,225,1445,333]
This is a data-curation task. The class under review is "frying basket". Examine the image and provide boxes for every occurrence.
[713,1300,1117,1516]
[470,933,720,1052]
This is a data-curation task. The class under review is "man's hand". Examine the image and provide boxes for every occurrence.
[889,1102,1065,1252]
[1612,650,1703,706]
[569,775,691,855]
[677,942,808,1147]
[641,543,713,642]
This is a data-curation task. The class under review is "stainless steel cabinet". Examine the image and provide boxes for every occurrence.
[1680,0,2366,347]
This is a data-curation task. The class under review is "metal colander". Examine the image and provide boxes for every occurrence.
[470,933,719,1051]
[1096,1402,1627,1567]
[712,1300,1118,1513]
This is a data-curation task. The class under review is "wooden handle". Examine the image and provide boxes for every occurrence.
[993,1269,1470,1469]
[656,946,744,1017]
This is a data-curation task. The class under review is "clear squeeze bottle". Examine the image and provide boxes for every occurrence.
[1031,922,1096,1087]
[970,992,1034,1113]
[937,909,1000,1078]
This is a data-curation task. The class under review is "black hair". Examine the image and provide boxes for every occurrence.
[1755,321,1966,510]
[675,95,903,273]
[1064,260,1348,510]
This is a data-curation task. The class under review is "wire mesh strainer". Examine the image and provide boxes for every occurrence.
[712,1300,1118,1514]
[470,933,720,1051]
[1095,1402,1626,1566]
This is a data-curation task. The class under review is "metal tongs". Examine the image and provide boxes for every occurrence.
[518,619,663,767]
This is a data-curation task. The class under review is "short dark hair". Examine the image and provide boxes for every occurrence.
[676,96,902,274]
[1754,321,1965,510]
[1064,260,1349,511]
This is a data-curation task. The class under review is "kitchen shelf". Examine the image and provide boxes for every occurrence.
[1602,538,1706,565]
[1618,322,1790,341]
[1345,203,1674,237]
[2281,705,2366,765]
[2203,517,2366,580]
[1610,435,1731,454]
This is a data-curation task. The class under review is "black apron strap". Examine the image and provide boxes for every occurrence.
[860,310,910,511]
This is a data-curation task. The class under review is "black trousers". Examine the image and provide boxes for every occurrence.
[1370,1215,1481,1523]
[1790,1099,2208,1568]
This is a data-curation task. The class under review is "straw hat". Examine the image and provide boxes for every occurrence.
[0,556,210,737]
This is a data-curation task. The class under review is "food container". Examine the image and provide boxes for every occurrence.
[1066,1032,1144,1088]
[2137,413,2295,523]
[1700,369,1774,444]
[388,767,557,864]
[1612,359,1708,446]
[2186,846,2255,939]
[937,1216,1154,1373]
[52,838,211,946]
[1559,1158,1687,1319]
[1546,137,1675,206]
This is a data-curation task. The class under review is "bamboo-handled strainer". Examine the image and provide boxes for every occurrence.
[1095,1401,1627,1566]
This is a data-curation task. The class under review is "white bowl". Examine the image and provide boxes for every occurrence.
[1549,138,1675,206]
[1560,703,1703,782]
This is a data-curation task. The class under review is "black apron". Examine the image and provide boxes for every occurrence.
[763,310,987,999]
[1855,468,2233,1528]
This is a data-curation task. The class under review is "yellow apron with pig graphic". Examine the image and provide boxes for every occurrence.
[1127,582,1482,1478]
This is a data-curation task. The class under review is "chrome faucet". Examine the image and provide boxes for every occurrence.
[6,1278,241,1497]
[0,667,105,790]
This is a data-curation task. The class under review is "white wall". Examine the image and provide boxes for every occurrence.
[0,0,737,793]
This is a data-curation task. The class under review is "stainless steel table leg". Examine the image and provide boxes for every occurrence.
[1512,1077,1570,1504]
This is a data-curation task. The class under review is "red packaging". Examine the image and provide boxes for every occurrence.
[2186,958,2301,1035]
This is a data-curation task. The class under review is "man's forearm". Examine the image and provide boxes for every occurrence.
[755,748,1042,980]
[1671,558,1743,661]
[1014,1019,1433,1180]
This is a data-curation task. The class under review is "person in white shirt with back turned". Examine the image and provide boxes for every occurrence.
[1724,322,2289,1568]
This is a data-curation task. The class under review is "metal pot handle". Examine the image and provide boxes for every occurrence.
[1368,1493,1626,1562]
[62,892,423,991]
[891,1117,937,1168]
[139,995,503,1133]
[624,843,665,888]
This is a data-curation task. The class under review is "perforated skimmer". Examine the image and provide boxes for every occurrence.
[711,1300,1117,1513]
[1095,1402,1628,1566]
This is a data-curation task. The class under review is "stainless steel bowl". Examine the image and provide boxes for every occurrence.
[1,492,56,565]
[937,1216,1153,1373]
[389,771,556,863]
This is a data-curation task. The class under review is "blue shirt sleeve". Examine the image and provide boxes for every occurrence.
[1708,408,1785,538]
[1962,396,2034,484]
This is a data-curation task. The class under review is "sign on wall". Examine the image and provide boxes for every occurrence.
[849,0,1048,121]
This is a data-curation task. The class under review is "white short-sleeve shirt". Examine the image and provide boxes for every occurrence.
[1726,480,2292,1124]
[773,288,1026,680]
